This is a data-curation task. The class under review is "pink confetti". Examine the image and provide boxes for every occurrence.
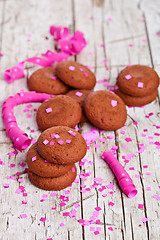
[141,217,148,223]
[125,138,132,142]
[138,82,143,88]
[95,207,102,211]
[94,231,100,235]
[108,17,113,21]
[69,66,75,71]
[138,204,144,209]
[108,227,113,231]
[146,187,151,191]
[108,202,115,206]
[142,38,147,42]
[68,130,76,136]
[20,214,27,219]
[40,217,46,222]
[46,107,52,113]
[43,139,49,145]
[60,223,65,227]
[58,140,64,145]
[111,100,117,107]
[75,91,83,97]
[125,74,132,80]
[4,183,9,188]
[153,194,160,200]
[32,156,36,161]
[107,183,114,189]
[50,192,57,197]
[95,144,100,148]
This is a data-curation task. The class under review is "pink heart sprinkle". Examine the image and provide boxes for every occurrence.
[46,107,52,113]
[138,82,143,88]
[69,66,75,71]
[75,91,83,97]
[125,74,132,80]
[111,100,117,107]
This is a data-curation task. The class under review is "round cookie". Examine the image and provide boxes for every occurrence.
[28,164,77,191]
[83,90,127,130]
[36,126,87,164]
[116,65,159,97]
[26,143,74,178]
[36,95,82,131]
[115,89,158,106]
[66,89,91,122]
[55,60,96,89]
[27,67,70,95]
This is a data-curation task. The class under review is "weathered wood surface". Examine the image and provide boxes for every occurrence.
[0,0,160,239]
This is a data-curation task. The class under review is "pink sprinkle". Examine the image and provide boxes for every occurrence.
[142,38,147,42]
[129,44,133,47]
[68,130,76,136]
[95,207,102,211]
[120,130,125,134]
[40,217,46,222]
[138,82,143,88]
[125,138,132,142]
[60,223,65,227]
[153,194,160,200]
[90,227,95,231]
[52,207,56,210]
[58,140,64,145]
[138,204,144,209]
[46,107,52,113]
[135,174,140,178]
[143,165,148,168]
[108,17,113,21]
[107,135,114,139]
[146,187,151,191]
[66,139,71,143]
[129,167,135,170]
[69,66,75,71]
[27,114,32,118]
[54,134,60,139]
[72,167,75,172]
[20,214,27,219]
[125,74,132,80]
[50,141,54,145]
[50,192,57,197]
[95,144,100,148]
[111,100,117,107]
[75,91,83,97]
[4,183,9,188]
[43,139,49,145]
[84,72,88,77]
[100,138,105,142]
[52,76,56,80]
[32,156,36,161]
[107,183,114,189]
[141,217,148,223]
[74,203,80,208]
[108,227,113,231]
[94,231,100,235]
[60,202,66,206]
[79,68,83,71]
[22,201,27,204]
[43,194,48,198]
[146,172,151,175]
[9,164,15,168]
[108,202,115,206]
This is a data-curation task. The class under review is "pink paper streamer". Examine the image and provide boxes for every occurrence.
[4,26,86,83]
[101,151,137,198]
[2,91,53,151]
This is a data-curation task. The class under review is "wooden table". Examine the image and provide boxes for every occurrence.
[0,0,160,239]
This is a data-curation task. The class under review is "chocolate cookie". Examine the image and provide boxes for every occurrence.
[36,126,87,164]
[115,89,158,106]
[55,60,96,89]
[27,67,69,95]
[26,143,74,178]
[36,95,82,131]
[83,90,127,130]
[66,89,91,122]
[28,164,77,191]
[116,65,159,97]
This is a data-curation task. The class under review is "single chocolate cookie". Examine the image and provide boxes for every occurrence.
[27,67,70,95]
[66,89,91,122]
[55,60,96,89]
[28,164,77,191]
[115,89,158,106]
[26,143,74,178]
[116,65,159,97]
[83,90,127,130]
[36,95,82,131]
[36,126,87,164]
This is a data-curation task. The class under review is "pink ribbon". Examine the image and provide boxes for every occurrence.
[4,26,86,83]
[2,91,54,151]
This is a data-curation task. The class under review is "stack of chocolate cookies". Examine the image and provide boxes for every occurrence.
[115,65,159,106]
[27,126,87,191]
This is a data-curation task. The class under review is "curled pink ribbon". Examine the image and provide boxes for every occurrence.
[2,91,53,151]
[4,26,86,84]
